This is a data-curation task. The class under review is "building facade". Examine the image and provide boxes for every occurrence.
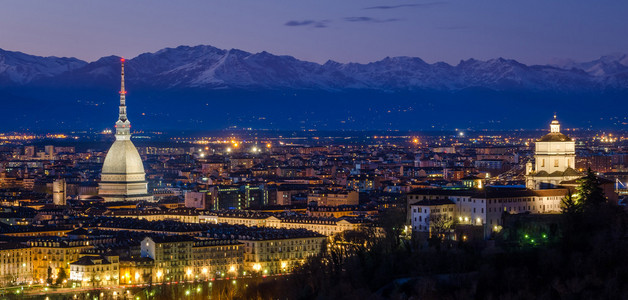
[69,255,119,287]
[29,239,91,284]
[239,235,326,275]
[408,188,566,238]
[526,116,580,189]
[0,243,32,286]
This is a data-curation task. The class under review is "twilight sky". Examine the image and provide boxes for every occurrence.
[1,0,627,65]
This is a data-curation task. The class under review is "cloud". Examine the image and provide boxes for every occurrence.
[345,17,400,23]
[364,2,447,10]
[284,20,329,28]
[285,20,314,26]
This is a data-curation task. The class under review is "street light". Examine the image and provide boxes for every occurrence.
[252,264,261,272]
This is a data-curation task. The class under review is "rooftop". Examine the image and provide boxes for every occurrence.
[537,132,572,142]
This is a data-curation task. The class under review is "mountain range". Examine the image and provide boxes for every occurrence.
[0,45,626,131]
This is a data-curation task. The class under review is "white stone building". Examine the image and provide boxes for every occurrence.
[408,188,567,238]
[69,255,119,287]
[526,116,580,189]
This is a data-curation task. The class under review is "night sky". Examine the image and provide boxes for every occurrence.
[1,0,626,64]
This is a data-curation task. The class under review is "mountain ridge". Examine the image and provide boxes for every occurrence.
[1,45,627,91]
[0,45,626,131]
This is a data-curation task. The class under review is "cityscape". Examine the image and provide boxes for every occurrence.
[1,1,628,299]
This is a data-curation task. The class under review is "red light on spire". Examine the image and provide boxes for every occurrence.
[120,57,125,62]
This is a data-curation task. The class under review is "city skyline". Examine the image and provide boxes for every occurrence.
[0,1,626,299]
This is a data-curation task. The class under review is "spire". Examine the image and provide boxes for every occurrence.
[119,58,127,122]
[115,58,131,140]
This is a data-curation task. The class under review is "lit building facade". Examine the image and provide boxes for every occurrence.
[409,199,456,234]
[119,257,154,285]
[307,190,359,206]
[239,235,326,275]
[69,255,119,287]
[52,178,67,205]
[140,236,244,282]
[140,236,194,282]
[408,188,566,238]
[192,239,243,279]
[29,239,91,283]
[526,116,580,189]
[198,211,365,236]
[0,243,32,286]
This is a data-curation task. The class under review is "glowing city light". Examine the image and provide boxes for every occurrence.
[253,263,262,271]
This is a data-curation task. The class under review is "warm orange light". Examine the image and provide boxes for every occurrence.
[252,264,262,271]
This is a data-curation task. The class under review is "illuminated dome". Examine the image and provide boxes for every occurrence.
[537,115,571,142]
[102,140,145,175]
[537,132,572,142]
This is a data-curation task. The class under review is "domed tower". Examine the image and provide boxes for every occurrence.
[98,59,153,202]
[526,115,580,189]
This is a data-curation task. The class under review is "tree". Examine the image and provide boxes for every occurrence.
[576,168,606,208]
[55,267,68,286]
[427,214,456,249]
[561,190,582,214]
[377,206,407,251]
[46,266,53,285]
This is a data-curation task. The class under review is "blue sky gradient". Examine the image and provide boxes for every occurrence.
[1,0,626,64]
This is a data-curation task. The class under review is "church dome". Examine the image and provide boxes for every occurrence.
[537,132,572,142]
[101,138,145,175]
[538,115,571,142]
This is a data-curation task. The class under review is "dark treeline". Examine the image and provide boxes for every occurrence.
[238,170,628,299]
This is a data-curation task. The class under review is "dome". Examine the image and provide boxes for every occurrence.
[537,132,572,142]
[101,140,145,175]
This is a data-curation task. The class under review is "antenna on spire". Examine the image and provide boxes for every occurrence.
[120,58,126,95]
[118,58,128,122]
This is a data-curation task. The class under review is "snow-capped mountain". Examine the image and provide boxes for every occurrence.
[0,48,86,85]
[1,45,627,91]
